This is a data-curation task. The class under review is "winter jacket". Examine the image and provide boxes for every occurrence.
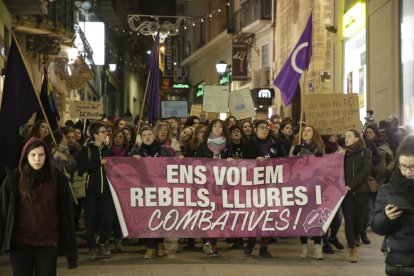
[371,170,414,267]
[373,142,395,182]
[76,142,113,195]
[344,144,372,195]
[0,168,78,268]
[196,142,231,159]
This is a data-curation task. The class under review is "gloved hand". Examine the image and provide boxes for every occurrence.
[292,145,303,155]
[314,150,324,157]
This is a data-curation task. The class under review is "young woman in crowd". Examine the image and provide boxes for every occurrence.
[0,137,78,275]
[177,126,194,156]
[131,126,175,259]
[340,129,372,263]
[113,118,127,131]
[225,116,238,128]
[153,122,179,154]
[290,125,325,260]
[51,130,77,178]
[105,124,114,147]
[76,123,114,261]
[73,127,86,147]
[372,135,414,275]
[275,121,295,154]
[241,120,255,140]
[197,119,232,255]
[187,125,208,158]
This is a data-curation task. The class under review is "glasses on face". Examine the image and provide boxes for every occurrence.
[399,163,414,172]
[258,125,269,130]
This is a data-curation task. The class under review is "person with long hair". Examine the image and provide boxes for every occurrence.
[187,125,208,157]
[275,121,295,154]
[372,135,414,275]
[197,119,232,255]
[0,137,78,275]
[241,120,255,140]
[340,129,372,263]
[290,125,325,260]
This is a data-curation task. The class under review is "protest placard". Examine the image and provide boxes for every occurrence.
[304,93,360,135]
[161,101,188,118]
[202,85,229,113]
[229,88,256,119]
[70,101,103,120]
[105,154,345,238]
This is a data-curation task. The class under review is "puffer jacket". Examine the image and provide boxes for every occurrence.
[373,142,395,182]
[371,170,414,266]
[344,144,372,195]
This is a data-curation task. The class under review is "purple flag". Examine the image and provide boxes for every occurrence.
[146,35,160,124]
[274,14,312,106]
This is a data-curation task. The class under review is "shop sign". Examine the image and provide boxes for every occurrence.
[343,2,366,38]
[170,83,189,96]
[232,43,248,80]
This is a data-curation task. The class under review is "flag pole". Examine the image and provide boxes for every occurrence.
[137,70,151,132]
[11,32,58,147]
[298,71,308,145]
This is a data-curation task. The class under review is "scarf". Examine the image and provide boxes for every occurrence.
[30,165,50,184]
[345,139,362,156]
[302,142,317,154]
[207,134,226,156]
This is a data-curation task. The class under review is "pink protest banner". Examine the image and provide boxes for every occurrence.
[105,154,345,238]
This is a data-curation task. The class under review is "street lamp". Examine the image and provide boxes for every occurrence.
[216,60,229,120]
[215,60,227,74]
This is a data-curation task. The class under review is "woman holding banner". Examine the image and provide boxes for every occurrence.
[131,125,175,259]
[197,119,232,256]
[290,125,325,260]
[341,129,372,263]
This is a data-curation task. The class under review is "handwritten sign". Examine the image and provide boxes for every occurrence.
[229,88,256,119]
[161,101,188,118]
[70,101,103,120]
[203,85,229,113]
[304,93,360,135]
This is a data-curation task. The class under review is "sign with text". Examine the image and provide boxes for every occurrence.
[106,154,345,238]
[202,85,229,113]
[229,88,256,119]
[161,101,188,118]
[70,101,103,120]
[304,93,360,135]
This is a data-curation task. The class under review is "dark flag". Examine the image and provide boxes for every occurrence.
[35,68,60,130]
[0,37,40,174]
[146,35,160,124]
[273,14,312,106]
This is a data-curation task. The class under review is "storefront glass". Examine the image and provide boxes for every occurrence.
[401,0,414,126]
[343,1,366,123]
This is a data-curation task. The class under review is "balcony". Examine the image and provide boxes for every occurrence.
[234,0,272,34]
[7,0,75,40]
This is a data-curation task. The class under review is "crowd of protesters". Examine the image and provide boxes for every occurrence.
[1,110,414,275]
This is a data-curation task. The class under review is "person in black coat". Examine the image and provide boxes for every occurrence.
[0,137,77,275]
[372,135,414,275]
[76,122,113,261]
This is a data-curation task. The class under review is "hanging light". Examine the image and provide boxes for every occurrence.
[215,60,227,74]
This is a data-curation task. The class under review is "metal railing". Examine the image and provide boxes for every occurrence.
[234,0,272,33]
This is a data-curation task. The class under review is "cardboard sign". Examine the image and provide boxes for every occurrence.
[304,93,360,135]
[70,101,103,120]
[161,101,188,118]
[190,104,202,117]
[202,85,229,113]
[229,88,256,119]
